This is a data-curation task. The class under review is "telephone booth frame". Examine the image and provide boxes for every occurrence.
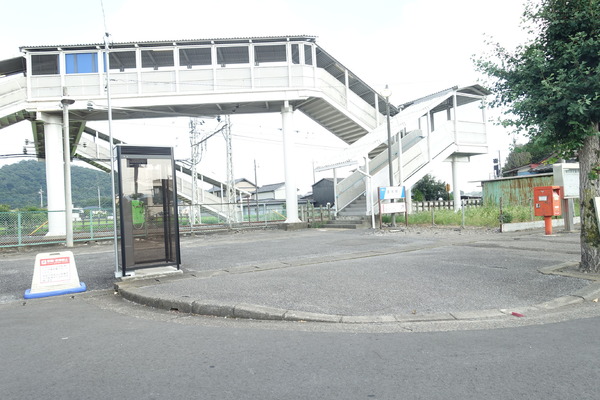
[116,145,181,276]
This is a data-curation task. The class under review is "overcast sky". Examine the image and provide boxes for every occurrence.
[0,0,530,194]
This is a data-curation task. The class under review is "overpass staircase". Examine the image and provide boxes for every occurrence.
[318,85,490,219]
[0,36,489,225]
[76,127,238,222]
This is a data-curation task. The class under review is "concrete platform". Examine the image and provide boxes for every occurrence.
[114,227,600,323]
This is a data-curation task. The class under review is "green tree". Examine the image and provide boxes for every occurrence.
[503,136,557,172]
[0,160,112,209]
[476,0,600,272]
[503,148,532,172]
[412,174,448,201]
[0,204,10,212]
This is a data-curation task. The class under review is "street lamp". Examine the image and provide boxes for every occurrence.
[381,85,394,187]
[103,32,121,278]
[61,97,75,247]
[381,85,395,226]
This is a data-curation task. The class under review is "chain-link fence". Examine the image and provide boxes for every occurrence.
[0,209,115,248]
[178,202,283,233]
[0,201,337,248]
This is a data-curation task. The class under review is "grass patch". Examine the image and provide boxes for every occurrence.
[384,205,547,228]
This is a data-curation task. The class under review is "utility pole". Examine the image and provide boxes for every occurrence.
[254,159,259,222]
[382,85,396,227]
[224,115,236,225]
[189,118,201,225]
[39,187,44,208]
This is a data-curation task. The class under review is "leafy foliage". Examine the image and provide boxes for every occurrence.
[475,0,600,156]
[475,0,600,271]
[412,174,448,201]
[0,160,112,209]
[503,136,557,172]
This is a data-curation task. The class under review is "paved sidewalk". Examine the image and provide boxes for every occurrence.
[115,227,600,323]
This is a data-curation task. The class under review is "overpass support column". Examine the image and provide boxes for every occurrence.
[281,101,300,223]
[39,113,66,236]
[405,186,412,214]
[451,156,461,212]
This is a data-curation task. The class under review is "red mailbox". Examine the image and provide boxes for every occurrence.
[534,186,562,235]
[534,186,562,216]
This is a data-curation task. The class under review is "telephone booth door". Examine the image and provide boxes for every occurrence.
[116,145,181,276]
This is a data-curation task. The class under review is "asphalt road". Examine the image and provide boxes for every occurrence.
[2,227,600,399]
[1,292,600,400]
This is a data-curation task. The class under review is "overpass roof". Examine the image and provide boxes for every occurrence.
[19,35,318,52]
[16,35,399,119]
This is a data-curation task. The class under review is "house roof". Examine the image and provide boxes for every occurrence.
[257,182,286,193]
[480,172,553,184]
[235,177,256,186]
[312,178,343,186]
[208,177,256,193]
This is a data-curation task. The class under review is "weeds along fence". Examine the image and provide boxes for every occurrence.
[411,199,482,212]
[404,197,580,228]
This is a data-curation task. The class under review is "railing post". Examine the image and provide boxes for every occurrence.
[263,203,267,226]
[17,211,22,246]
[198,205,202,230]
[90,211,94,240]
[499,197,504,232]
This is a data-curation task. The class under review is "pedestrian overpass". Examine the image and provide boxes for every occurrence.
[0,35,490,235]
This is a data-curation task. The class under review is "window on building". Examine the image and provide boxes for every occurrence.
[217,46,249,66]
[179,48,212,68]
[66,53,98,74]
[142,49,174,70]
[31,54,59,75]
[304,44,313,65]
[254,45,287,64]
[109,51,136,71]
[291,44,300,65]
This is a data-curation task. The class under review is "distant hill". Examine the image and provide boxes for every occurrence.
[0,160,113,209]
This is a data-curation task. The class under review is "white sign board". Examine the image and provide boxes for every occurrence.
[381,202,406,214]
[24,251,86,299]
[553,163,579,198]
[595,197,600,236]
[379,186,406,200]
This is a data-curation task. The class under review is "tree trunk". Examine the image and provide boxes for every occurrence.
[579,129,600,273]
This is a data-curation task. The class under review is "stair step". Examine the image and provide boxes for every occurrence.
[326,224,359,229]
[325,216,368,229]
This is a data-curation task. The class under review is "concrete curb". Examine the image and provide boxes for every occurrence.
[115,275,600,324]
[502,217,581,232]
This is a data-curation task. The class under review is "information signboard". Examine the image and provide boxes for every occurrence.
[381,202,406,214]
[378,186,407,228]
[379,186,406,200]
[553,163,579,198]
[24,251,86,299]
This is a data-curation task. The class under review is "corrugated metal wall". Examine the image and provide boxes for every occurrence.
[482,173,554,206]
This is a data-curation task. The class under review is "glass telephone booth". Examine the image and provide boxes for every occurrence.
[116,145,181,276]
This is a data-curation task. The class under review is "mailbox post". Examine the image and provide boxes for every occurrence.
[534,186,562,235]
